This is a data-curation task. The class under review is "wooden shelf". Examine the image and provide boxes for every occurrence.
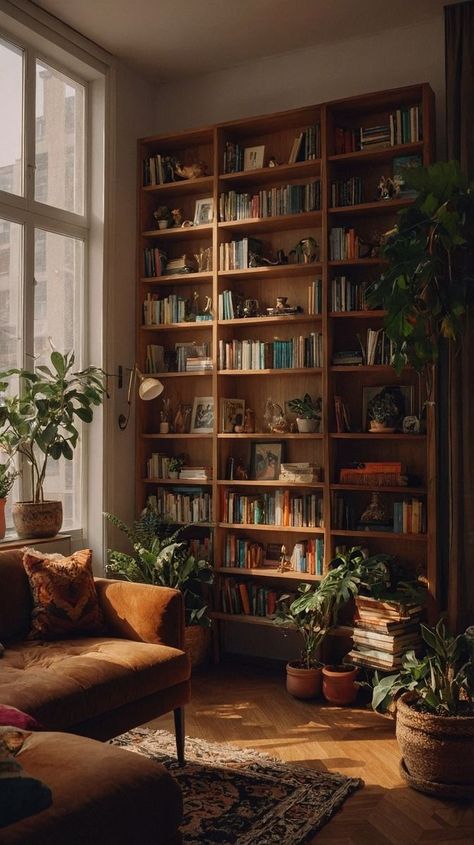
[330,432,426,440]
[145,370,212,378]
[218,210,322,234]
[142,478,212,485]
[218,432,323,440]
[142,224,213,240]
[142,433,213,440]
[142,176,214,196]
[218,367,322,376]
[141,322,213,332]
[329,310,386,318]
[218,523,324,534]
[328,198,413,215]
[219,160,321,186]
[215,567,322,581]
[328,141,424,164]
[331,529,427,541]
[217,480,324,488]
[218,264,322,281]
[218,314,321,327]
[331,484,426,494]
[140,272,212,286]
[330,364,405,372]
[328,258,385,267]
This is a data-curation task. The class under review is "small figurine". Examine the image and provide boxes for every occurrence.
[234,459,248,480]
[278,545,292,573]
[268,157,279,167]
[289,237,319,264]
[173,161,208,180]
[171,208,183,227]
[243,408,255,433]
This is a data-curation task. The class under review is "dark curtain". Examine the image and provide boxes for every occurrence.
[444,1,474,631]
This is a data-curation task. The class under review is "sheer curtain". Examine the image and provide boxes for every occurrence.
[444,0,474,631]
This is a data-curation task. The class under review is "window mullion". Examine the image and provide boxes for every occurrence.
[24,47,35,209]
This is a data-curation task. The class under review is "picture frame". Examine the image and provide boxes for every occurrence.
[220,398,245,433]
[250,441,284,480]
[243,145,265,171]
[193,198,213,226]
[190,396,214,433]
[362,385,414,432]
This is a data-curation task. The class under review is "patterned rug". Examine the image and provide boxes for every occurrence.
[111,728,362,845]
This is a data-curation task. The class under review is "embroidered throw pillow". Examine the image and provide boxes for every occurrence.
[23,548,105,640]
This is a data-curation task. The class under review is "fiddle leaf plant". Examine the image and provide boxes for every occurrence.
[0,350,105,503]
[367,161,474,396]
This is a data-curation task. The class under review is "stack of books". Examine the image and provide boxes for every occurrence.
[360,124,391,150]
[290,538,324,575]
[185,356,213,372]
[165,255,198,275]
[339,462,406,487]
[279,463,322,483]
[348,596,423,670]
[179,466,212,481]
[332,349,364,366]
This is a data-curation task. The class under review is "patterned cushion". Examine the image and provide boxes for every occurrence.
[23,549,105,640]
[0,706,43,731]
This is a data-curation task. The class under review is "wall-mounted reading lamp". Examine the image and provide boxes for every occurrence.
[118,364,164,430]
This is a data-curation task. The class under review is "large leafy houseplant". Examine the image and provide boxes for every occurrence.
[0,350,105,504]
[105,508,214,627]
[367,161,474,399]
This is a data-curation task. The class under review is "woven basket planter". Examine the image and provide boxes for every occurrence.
[184,625,211,670]
[396,692,474,799]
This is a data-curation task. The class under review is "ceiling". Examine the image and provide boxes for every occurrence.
[33,0,452,83]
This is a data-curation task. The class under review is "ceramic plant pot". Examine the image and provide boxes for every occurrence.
[369,421,396,433]
[286,662,322,699]
[322,665,358,705]
[0,498,6,540]
[296,418,318,434]
[12,500,63,539]
[396,692,474,799]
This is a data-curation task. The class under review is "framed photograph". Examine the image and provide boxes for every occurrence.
[243,145,265,171]
[193,198,213,226]
[220,398,245,433]
[362,385,414,432]
[190,396,214,433]
[250,441,284,480]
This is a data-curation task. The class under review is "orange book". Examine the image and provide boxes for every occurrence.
[238,583,251,614]
[283,490,290,526]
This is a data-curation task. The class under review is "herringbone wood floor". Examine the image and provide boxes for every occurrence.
[149,662,473,845]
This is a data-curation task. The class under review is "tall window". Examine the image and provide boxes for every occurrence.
[0,33,89,533]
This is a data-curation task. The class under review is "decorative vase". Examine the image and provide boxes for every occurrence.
[286,662,322,699]
[322,665,358,705]
[157,220,168,229]
[159,422,169,434]
[0,498,6,540]
[396,692,474,799]
[296,418,318,433]
[184,625,211,670]
[168,471,179,479]
[12,501,63,539]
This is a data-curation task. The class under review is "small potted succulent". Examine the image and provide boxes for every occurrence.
[167,456,185,479]
[0,461,17,539]
[153,205,173,230]
[287,393,322,433]
[367,391,400,432]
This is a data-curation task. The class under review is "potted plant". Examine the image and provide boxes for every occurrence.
[367,390,400,432]
[372,617,474,799]
[0,462,17,540]
[105,506,214,668]
[367,161,474,403]
[287,393,322,433]
[275,547,394,701]
[0,350,105,538]
[152,205,173,230]
[167,456,185,479]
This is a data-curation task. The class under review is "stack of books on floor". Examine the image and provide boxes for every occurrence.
[348,595,423,670]
[279,463,322,483]
[179,466,212,481]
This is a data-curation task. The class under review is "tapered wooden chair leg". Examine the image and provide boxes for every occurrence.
[174,707,185,767]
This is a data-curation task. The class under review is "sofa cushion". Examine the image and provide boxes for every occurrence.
[0,638,190,730]
[22,549,105,640]
[0,551,33,643]
[0,727,52,828]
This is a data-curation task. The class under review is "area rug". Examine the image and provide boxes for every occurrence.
[111,728,362,845]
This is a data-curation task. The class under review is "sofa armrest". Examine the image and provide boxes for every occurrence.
[94,578,185,650]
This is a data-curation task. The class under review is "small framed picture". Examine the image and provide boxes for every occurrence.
[193,198,213,226]
[243,145,265,171]
[190,396,214,433]
[250,441,284,480]
[220,398,245,433]
[362,384,414,432]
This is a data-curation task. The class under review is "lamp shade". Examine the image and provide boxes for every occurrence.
[138,375,164,401]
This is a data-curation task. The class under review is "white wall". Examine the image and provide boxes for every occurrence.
[153,17,445,155]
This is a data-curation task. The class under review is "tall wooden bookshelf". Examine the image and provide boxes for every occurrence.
[136,84,436,656]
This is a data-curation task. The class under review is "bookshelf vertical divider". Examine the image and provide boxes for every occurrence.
[136,84,437,660]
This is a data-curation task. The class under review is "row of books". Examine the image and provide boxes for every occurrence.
[217,281,321,320]
[217,578,283,617]
[148,489,212,524]
[329,227,361,261]
[218,182,321,221]
[143,293,188,326]
[348,595,423,670]
[393,499,425,534]
[360,124,390,150]
[290,538,324,574]
[221,490,323,528]
[223,141,245,174]
[308,279,322,315]
[179,467,212,481]
[332,349,363,365]
[219,237,263,271]
[331,276,372,312]
[217,334,323,370]
[332,495,425,535]
[357,328,395,366]
[330,176,363,207]
[222,535,323,574]
[142,154,175,186]
[176,342,210,372]
[143,247,167,278]
[333,105,422,154]
[288,124,321,162]
[389,107,423,146]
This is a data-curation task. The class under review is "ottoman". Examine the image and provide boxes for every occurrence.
[1,731,182,845]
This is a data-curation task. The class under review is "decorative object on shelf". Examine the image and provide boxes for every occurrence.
[243,408,256,433]
[160,397,172,434]
[263,399,290,433]
[0,350,105,538]
[167,456,185,479]
[287,393,322,433]
[289,237,319,264]
[358,230,384,258]
[173,403,192,434]
[334,395,351,433]
[243,145,265,171]
[220,398,245,434]
[0,461,18,539]
[266,296,302,317]
[250,441,284,481]
[170,208,183,227]
[190,396,214,434]
[173,160,208,180]
[153,205,173,229]
[268,156,279,167]
[194,246,212,272]
[377,175,400,200]
[358,492,391,533]
[234,459,249,481]
[367,161,474,404]
[364,385,412,433]
[372,617,474,799]
[402,415,420,434]
[278,545,292,573]
[193,197,213,226]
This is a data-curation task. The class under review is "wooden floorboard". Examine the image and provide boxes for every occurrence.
[146,662,473,845]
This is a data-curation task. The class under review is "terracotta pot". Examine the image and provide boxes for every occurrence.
[184,625,211,670]
[322,665,358,705]
[0,498,6,540]
[296,418,318,433]
[396,692,474,799]
[369,421,396,433]
[12,500,63,539]
[286,662,322,699]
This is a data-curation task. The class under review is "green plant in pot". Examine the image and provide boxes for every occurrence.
[367,160,474,406]
[0,461,18,540]
[275,547,394,700]
[367,390,400,432]
[372,617,474,799]
[167,456,185,479]
[105,506,214,668]
[287,393,322,433]
[0,350,105,538]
